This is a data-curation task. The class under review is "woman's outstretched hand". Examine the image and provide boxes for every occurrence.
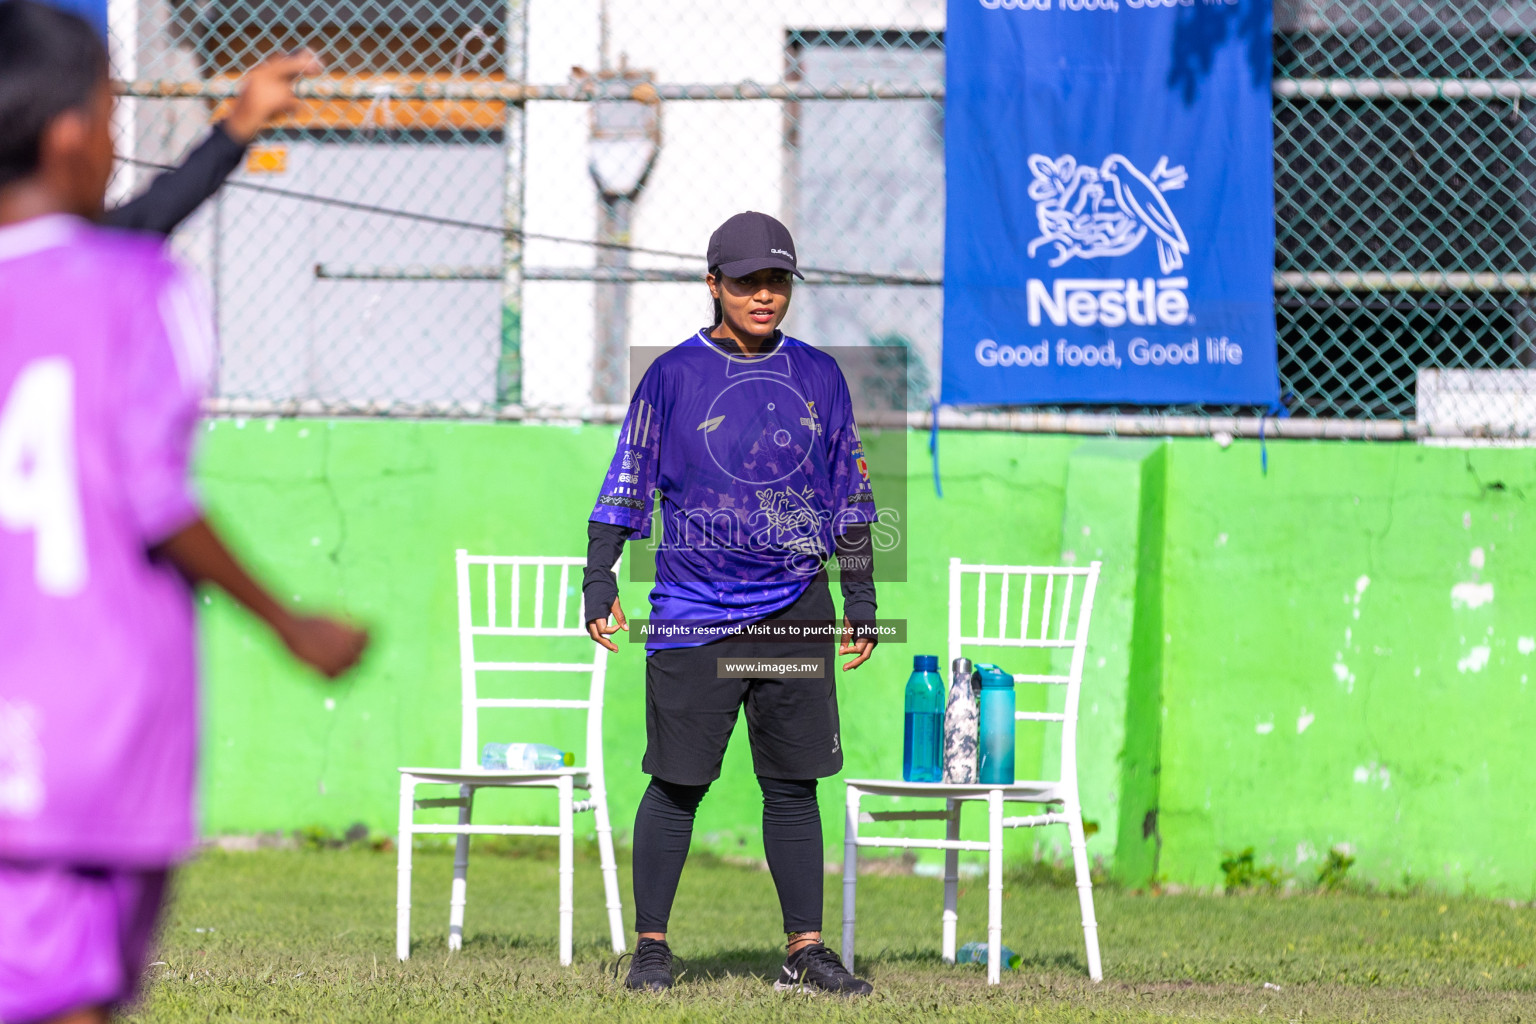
[587,597,628,652]
[838,616,876,671]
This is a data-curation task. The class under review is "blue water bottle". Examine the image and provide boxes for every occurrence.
[976,664,1016,785]
[902,655,944,782]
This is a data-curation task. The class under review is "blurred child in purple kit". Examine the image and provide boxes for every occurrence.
[0,5,369,1023]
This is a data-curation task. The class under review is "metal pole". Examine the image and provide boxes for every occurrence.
[592,195,633,404]
[598,0,610,72]
[585,63,660,404]
[498,0,529,407]
[115,76,1536,105]
[106,0,139,206]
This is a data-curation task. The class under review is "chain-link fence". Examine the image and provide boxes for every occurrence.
[107,1,1536,436]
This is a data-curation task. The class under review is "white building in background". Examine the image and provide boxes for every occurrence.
[519,0,945,410]
[110,0,945,412]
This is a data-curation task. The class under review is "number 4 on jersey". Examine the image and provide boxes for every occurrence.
[0,358,86,596]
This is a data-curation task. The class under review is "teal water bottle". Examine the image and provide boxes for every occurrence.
[976,664,1016,784]
[903,655,944,782]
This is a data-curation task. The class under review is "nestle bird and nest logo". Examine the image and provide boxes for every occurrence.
[974,152,1204,370]
[1024,153,1190,328]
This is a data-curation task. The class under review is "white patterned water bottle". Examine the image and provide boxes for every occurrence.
[943,658,979,784]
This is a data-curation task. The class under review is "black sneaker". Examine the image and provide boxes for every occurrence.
[617,937,676,991]
[774,942,873,996]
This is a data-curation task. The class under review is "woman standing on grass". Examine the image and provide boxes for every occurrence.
[583,211,880,995]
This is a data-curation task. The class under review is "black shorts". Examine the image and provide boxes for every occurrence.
[642,575,842,786]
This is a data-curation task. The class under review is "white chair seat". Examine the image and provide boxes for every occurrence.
[399,766,590,782]
[844,778,1066,802]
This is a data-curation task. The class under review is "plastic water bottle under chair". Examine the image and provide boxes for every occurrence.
[956,941,1021,971]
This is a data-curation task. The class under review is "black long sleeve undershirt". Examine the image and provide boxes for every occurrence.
[834,522,878,637]
[582,520,878,642]
[102,125,246,237]
[583,520,629,626]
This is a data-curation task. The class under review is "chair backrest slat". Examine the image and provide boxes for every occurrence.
[947,557,1102,790]
[998,573,1010,641]
[486,562,496,628]
[535,563,546,630]
[1058,574,1074,641]
[510,564,520,629]
[1039,573,1054,641]
[556,564,570,630]
[975,570,986,640]
[1019,574,1032,642]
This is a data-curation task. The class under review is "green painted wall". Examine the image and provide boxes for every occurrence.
[193,421,1536,896]
[1157,441,1536,896]
[1052,440,1168,881]
[1116,443,1168,886]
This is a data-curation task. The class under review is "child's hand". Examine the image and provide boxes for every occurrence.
[280,615,369,679]
[223,50,325,144]
[151,519,366,679]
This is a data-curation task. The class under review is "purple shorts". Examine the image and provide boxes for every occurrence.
[0,861,168,1024]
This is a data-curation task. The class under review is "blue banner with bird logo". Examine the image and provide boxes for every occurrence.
[941,0,1277,406]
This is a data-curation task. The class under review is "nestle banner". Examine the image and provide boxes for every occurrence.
[941,0,1277,406]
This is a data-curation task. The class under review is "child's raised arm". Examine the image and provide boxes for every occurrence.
[152,518,368,679]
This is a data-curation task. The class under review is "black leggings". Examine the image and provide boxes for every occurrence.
[632,775,823,935]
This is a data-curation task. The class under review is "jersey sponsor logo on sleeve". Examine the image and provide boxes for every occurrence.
[856,456,869,481]
[618,472,639,484]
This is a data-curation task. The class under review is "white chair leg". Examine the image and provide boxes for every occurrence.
[1067,807,1103,981]
[448,785,472,951]
[396,774,415,961]
[987,789,1003,986]
[558,776,574,967]
[841,785,860,974]
[592,787,626,953]
[942,797,960,963]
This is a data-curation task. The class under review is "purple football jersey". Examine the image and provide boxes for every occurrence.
[0,216,212,866]
[591,331,876,649]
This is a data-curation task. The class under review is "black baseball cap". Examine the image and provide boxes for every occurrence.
[706,211,804,280]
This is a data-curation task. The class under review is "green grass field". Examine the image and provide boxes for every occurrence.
[125,844,1536,1023]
